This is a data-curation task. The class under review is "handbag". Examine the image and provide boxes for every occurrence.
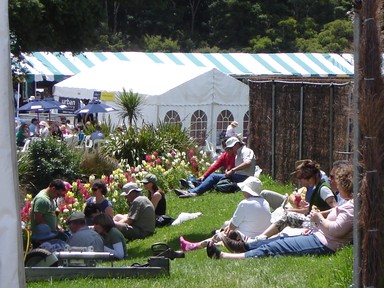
[214,177,240,193]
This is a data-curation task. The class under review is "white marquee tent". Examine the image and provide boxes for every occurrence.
[53,60,249,145]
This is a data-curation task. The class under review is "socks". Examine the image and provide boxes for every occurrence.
[180,236,200,251]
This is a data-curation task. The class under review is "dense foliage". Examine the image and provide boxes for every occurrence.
[9,0,354,54]
[18,137,81,195]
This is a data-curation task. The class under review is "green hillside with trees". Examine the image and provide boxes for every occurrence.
[9,0,353,54]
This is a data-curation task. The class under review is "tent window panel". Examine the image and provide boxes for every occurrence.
[216,110,234,145]
[190,110,207,146]
[243,110,249,142]
[164,110,181,124]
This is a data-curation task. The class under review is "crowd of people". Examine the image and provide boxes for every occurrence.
[26,126,355,264]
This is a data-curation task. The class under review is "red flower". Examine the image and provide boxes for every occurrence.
[189,149,194,157]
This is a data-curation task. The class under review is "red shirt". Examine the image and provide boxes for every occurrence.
[203,152,235,178]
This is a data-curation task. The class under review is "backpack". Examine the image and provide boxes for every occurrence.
[214,177,240,193]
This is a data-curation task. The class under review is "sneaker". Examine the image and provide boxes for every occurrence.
[180,179,195,189]
[179,236,199,251]
[174,189,189,196]
[206,242,222,259]
[227,230,242,241]
[221,235,246,253]
[179,192,198,198]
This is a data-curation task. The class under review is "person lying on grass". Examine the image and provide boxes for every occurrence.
[180,176,271,251]
[206,163,354,259]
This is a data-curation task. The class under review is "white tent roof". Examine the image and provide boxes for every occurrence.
[53,60,249,106]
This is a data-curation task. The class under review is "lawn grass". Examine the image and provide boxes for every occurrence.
[26,176,353,287]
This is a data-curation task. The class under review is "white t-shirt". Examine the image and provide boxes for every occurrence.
[235,145,256,176]
[225,124,237,137]
[230,196,271,238]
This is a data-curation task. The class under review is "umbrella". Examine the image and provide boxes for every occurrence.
[73,100,117,114]
[17,99,60,111]
[43,98,67,110]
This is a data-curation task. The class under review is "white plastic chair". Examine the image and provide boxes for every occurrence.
[84,135,93,152]
[21,139,31,153]
[92,138,106,149]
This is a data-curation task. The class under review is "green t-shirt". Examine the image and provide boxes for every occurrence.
[30,189,57,233]
[103,227,128,258]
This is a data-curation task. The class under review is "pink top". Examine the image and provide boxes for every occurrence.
[314,199,354,251]
[203,152,235,178]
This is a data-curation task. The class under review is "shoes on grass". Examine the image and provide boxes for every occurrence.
[174,189,189,196]
[180,179,195,189]
[206,242,221,259]
[221,235,246,253]
[179,192,198,198]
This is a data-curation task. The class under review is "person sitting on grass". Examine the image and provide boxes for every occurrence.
[249,160,337,242]
[113,182,155,241]
[66,212,104,252]
[206,163,354,259]
[175,138,235,197]
[179,176,271,251]
[93,213,127,259]
[84,179,113,225]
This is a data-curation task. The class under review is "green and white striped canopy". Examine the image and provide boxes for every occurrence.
[20,52,354,82]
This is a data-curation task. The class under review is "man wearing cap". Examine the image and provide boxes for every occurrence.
[30,179,67,237]
[66,212,104,251]
[224,136,257,183]
[174,140,236,198]
[113,182,155,240]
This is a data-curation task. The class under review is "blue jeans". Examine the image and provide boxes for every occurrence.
[244,234,334,258]
[189,173,249,195]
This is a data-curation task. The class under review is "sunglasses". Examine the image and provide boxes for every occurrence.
[91,187,98,191]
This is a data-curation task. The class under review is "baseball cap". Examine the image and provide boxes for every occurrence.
[120,182,142,196]
[225,136,240,148]
[66,212,85,224]
[140,173,157,184]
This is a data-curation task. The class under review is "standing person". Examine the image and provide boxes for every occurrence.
[29,118,39,137]
[206,164,354,259]
[225,121,239,138]
[66,212,104,251]
[113,182,155,241]
[84,180,113,225]
[179,177,271,252]
[90,125,105,140]
[174,140,236,198]
[38,121,50,138]
[16,122,30,147]
[93,213,127,259]
[30,179,67,239]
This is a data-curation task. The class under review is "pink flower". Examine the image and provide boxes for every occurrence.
[156,158,161,164]
[189,149,194,157]
[153,151,158,157]
[170,150,176,157]
[145,155,152,162]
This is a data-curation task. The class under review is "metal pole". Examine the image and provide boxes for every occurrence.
[329,85,334,168]
[271,81,276,179]
[298,83,304,160]
[353,6,361,288]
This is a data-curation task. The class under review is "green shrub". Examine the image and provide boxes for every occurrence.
[18,137,81,195]
[79,150,119,178]
[102,121,197,167]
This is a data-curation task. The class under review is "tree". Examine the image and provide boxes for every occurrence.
[9,0,104,55]
[115,89,145,127]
